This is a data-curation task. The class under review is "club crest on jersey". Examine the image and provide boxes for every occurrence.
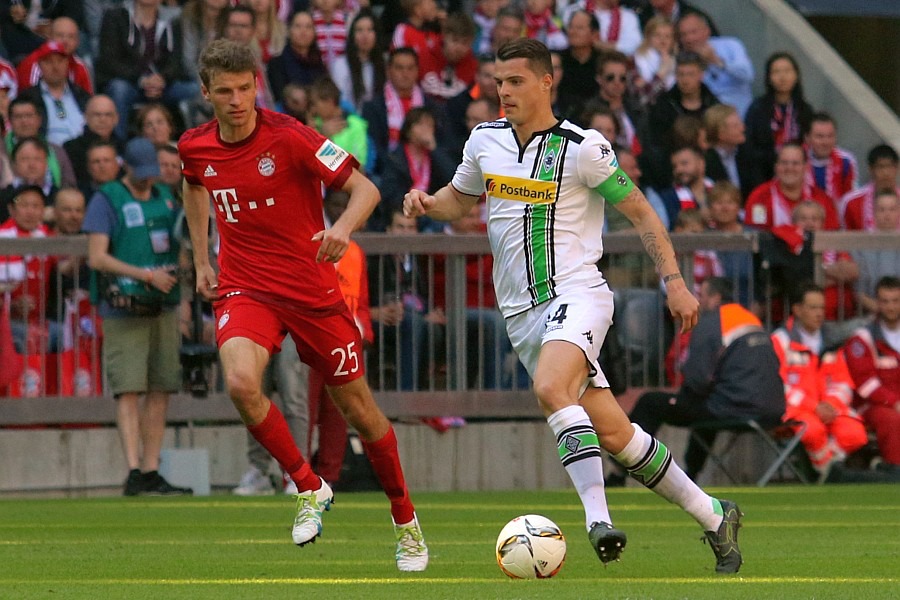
[218,312,230,330]
[315,140,349,172]
[257,153,276,177]
[542,149,556,173]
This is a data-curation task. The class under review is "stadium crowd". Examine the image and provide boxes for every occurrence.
[0,0,898,491]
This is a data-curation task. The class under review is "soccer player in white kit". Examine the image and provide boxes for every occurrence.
[404,38,743,573]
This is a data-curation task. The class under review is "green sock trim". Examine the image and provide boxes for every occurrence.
[712,497,724,517]
[630,440,669,480]
[557,431,600,460]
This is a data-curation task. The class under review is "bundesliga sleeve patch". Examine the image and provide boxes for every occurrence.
[315,140,350,172]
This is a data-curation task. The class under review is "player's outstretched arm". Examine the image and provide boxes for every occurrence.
[614,187,699,332]
[404,184,480,222]
[182,180,219,300]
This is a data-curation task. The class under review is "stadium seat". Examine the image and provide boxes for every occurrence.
[688,418,811,487]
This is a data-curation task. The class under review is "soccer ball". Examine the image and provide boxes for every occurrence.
[495,514,567,579]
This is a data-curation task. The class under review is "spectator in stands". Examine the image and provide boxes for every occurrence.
[5,97,76,186]
[703,104,753,199]
[46,187,90,327]
[179,0,229,85]
[629,0,717,34]
[676,11,752,118]
[224,5,276,110]
[804,112,857,207]
[633,15,676,108]
[793,200,857,321]
[490,6,525,54]
[16,16,92,95]
[367,210,436,391]
[594,51,643,156]
[608,277,785,483]
[362,47,435,176]
[0,0,83,63]
[647,51,718,183]
[472,0,503,55]
[96,0,197,141]
[843,276,900,475]
[657,145,712,228]
[328,9,386,114]
[744,52,814,192]
[1,137,60,209]
[248,0,288,65]
[136,103,178,148]
[771,282,867,481]
[444,53,500,152]
[841,144,900,231]
[83,136,190,497]
[557,10,601,123]
[19,41,89,146]
[0,184,60,354]
[561,0,642,56]
[674,207,723,295]
[311,0,349,69]
[80,141,121,201]
[522,0,566,51]
[267,11,328,104]
[853,191,900,315]
[376,107,455,233]
[279,81,309,123]
[745,142,840,232]
[707,181,753,307]
[156,145,182,202]
[63,95,123,195]
[391,0,444,80]
[308,76,369,170]
[420,12,478,102]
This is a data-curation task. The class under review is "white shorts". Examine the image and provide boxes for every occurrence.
[506,285,615,389]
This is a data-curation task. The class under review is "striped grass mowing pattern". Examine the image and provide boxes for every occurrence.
[1,485,898,599]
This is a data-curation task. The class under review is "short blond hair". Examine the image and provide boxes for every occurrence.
[198,39,257,88]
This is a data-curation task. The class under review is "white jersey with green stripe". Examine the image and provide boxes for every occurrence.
[451,118,634,318]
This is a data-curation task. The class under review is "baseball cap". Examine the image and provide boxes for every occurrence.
[124,137,161,180]
[33,40,70,61]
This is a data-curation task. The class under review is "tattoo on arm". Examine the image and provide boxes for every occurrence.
[663,273,683,283]
[640,231,668,272]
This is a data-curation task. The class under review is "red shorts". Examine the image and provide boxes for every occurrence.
[213,292,365,386]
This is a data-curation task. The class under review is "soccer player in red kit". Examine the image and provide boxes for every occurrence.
[179,39,428,571]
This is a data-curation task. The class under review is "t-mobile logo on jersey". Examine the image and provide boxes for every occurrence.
[212,188,275,223]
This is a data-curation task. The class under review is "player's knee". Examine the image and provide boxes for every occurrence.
[532,378,568,411]
[225,368,261,403]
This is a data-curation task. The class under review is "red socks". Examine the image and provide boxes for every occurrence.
[248,402,320,492]
[362,426,415,524]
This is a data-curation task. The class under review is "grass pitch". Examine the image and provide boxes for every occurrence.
[1,484,898,599]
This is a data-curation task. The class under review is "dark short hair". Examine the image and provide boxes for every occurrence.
[676,51,705,68]
[807,111,835,133]
[309,76,341,104]
[389,46,419,66]
[400,107,434,143]
[497,37,552,78]
[9,184,46,206]
[12,135,49,160]
[198,38,258,88]
[868,143,899,167]
[443,12,476,40]
[705,277,734,303]
[597,50,629,75]
[566,9,599,33]
[789,281,824,307]
[876,276,900,294]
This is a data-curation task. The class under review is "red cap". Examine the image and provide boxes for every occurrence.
[34,40,69,61]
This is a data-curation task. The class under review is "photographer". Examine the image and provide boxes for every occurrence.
[84,136,190,497]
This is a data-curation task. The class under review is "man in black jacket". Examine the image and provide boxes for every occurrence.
[63,95,125,193]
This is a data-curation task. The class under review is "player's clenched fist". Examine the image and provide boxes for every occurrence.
[403,189,434,217]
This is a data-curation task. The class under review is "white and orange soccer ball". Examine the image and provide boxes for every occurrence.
[495,514,567,579]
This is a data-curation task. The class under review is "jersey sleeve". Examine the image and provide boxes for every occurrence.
[450,133,485,197]
[291,123,360,190]
[178,138,202,186]
[577,130,634,205]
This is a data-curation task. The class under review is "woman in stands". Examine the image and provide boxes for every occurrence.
[267,11,328,105]
[328,8,386,114]
[136,103,178,148]
[744,51,814,192]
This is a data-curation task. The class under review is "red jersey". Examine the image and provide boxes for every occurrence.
[179,108,359,309]
[744,179,840,231]
[17,52,93,95]
[840,183,900,231]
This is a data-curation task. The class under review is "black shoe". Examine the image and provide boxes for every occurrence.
[123,469,144,496]
[703,499,743,574]
[588,521,627,564]
[140,471,193,496]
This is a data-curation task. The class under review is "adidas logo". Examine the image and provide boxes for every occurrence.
[318,145,338,158]
[204,165,218,177]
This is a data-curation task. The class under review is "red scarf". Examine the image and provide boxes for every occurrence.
[404,144,431,192]
[603,7,622,43]
[771,102,798,150]
[769,181,814,227]
[805,147,845,202]
[524,8,560,41]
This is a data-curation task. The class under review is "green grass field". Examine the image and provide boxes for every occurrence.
[2,485,898,600]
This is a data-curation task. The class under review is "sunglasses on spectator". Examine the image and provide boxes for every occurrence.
[603,74,627,83]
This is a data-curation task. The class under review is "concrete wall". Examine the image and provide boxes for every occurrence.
[694,0,900,182]
[0,421,785,496]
